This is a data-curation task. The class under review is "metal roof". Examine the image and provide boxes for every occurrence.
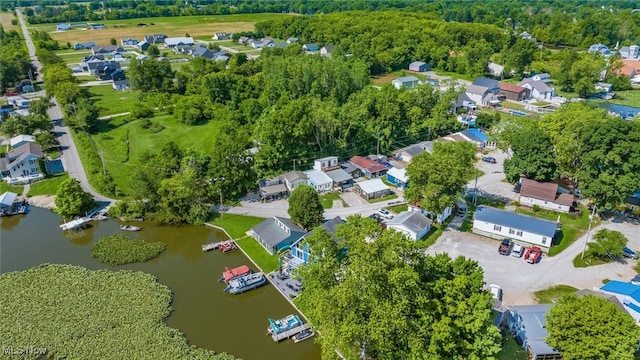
[472,77,499,89]
[473,206,557,238]
[10,135,35,147]
[386,211,431,235]
[508,304,558,356]
[387,167,408,182]
[0,191,18,207]
[393,76,419,83]
[601,280,640,302]
[356,179,389,194]
[304,169,332,186]
[325,169,353,183]
[252,217,306,248]
[465,84,490,96]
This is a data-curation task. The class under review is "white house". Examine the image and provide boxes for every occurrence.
[212,32,231,40]
[518,78,555,100]
[10,135,36,149]
[465,84,498,107]
[620,45,639,60]
[408,203,452,224]
[600,281,640,324]
[304,169,333,192]
[472,206,558,248]
[531,73,552,83]
[519,179,575,213]
[313,156,340,172]
[353,179,390,200]
[0,143,43,179]
[164,37,195,48]
[392,76,420,90]
[385,211,432,240]
[282,170,308,192]
[320,45,336,58]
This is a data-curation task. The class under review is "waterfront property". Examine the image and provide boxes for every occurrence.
[0,143,44,180]
[0,191,18,212]
[472,206,558,248]
[289,216,345,265]
[251,217,307,255]
[507,304,562,360]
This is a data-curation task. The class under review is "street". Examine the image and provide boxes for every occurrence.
[16,9,114,203]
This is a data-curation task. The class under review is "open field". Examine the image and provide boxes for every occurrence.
[88,85,139,117]
[598,89,640,107]
[1,12,19,32]
[90,114,225,192]
[28,13,291,46]
[55,49,93,65]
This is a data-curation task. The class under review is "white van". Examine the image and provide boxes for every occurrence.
[489,284,503,302]
[511,243,525,258]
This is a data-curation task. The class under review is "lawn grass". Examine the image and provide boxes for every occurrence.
[57,51,94,65]
[89,114,226,192]
[87,85,139,117]
[27,173,69,197]
[386,204,408,213]
[599,89,640,107]
[319,192,347,209]
[368,193,398,203]
[207,213,265,239]
[516,204,596,256]
[496,330,528,360]
[533,284,578,304]
[29,14,292,46]
[432,69,476,82]
[0,12,19,32]
[0,182,24,195]
[236,235,279,273]
[572,251,611,268]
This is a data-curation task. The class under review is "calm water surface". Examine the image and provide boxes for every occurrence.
[0,207,321,360]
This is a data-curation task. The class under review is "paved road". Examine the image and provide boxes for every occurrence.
[16,8,114,203]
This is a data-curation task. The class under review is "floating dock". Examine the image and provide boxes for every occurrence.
[60,217,89,231]
[271,324,311,343]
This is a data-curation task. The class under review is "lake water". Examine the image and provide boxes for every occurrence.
[599,102,640,118]
[0,207,321,360]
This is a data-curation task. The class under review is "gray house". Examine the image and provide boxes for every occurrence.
[409,61,431,72]
[121,38,138,46]
[392,76,420,90]
[136,40,150,51]
[385,211,432,240]
[251,217,307,255]
[472,77,500,93]
[507,304,562,360]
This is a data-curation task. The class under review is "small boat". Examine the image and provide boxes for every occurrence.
[267,314,304,335]
[219,241,237,253]
[120,225,141,231]
[293,329,315,343]
[224,272,266,294]
[219,265,251,283]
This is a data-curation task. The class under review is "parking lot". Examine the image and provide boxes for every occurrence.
[427,219,640,305]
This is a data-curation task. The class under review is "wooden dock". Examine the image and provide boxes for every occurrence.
[271,324,311,343]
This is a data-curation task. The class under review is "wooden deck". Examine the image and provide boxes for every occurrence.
[271,323,311,343]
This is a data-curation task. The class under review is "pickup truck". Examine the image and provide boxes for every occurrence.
[498,239,513,255]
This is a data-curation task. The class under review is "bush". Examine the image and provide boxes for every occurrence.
[108,200,145,220]
[532,204,541,212]
[91,234,166,265]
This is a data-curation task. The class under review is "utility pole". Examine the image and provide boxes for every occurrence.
[581,204,597,259]
[219,188,224,220]
[293,159,296,171]
[473,169,478,205]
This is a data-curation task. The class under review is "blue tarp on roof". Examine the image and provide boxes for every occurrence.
[601,280,640,302]
[467,128,488,141]
[473,206,557,238]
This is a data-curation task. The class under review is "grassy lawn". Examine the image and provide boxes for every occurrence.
[432,69,476,82]
[573,252,611,268]
[87,85,139,117]
[533,284,578,304]
[90,114,226,192]
[496,331,528,360]
[368,193,398,203]
[27,173,69,197]
[0,12,19,32]
[386,204,408,213]
[207,213,265,239]
[29,14,291,46]
[235,236,279,273]
[599,89,640,107]
[75,75,97,82]
[319,192,347,209]
[57,51,94,65]
[516,205,596,256]
[0,182,24,195]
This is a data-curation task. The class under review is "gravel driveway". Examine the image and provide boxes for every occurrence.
[468,150,518,203]
[427,219,640,305]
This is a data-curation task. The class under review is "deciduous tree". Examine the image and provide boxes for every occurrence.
[503,123,558,184]
[128,59,174,92]
[287,184,324,230]
[546,294,640,360]
[55,178,96,219]
[587,229,627,260]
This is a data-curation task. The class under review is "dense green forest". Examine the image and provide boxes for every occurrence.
[0,26,34,93]
[8,0,640,48]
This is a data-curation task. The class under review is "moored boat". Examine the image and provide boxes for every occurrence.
[224,272,266,294]
[267,314,304,335]
[219,241,237,253]
[120,225,141,231]
[218,265,251,283]
[293,329,315,343]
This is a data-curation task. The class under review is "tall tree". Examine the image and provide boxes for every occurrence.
[587,229,628,260]
[208,125,256,200]
[287,184,324,230]
[298,216,501,360]
[503,123,558,184]
[405,141,477,215]
[546,294,640,360]
[153,162,211,225]
[128,59,174,92]
[55,178,96,219]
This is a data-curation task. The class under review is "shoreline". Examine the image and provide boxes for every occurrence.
[26,195,56,210]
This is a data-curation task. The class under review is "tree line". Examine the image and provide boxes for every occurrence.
[0,26,34,93]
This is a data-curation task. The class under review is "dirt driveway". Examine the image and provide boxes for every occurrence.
[427,219,639,305]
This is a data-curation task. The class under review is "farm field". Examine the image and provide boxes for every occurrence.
[0,12,19,32]
[90,114,225,191]
[87,85,140,117]
[27,13,291,46]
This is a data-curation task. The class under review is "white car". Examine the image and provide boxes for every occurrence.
[489,284,503,302]
[377,208,393,219]
[511,243,524,258]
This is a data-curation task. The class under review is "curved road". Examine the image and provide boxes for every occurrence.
[16,9,114,203]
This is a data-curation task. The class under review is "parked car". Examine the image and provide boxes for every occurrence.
[498,239,513,255]
[631,274,640,286]
[489,284,503,302]
[623,247,639,260]
[377,208,393,219]
[511,243,525,258]
[482,156,497,163]
[524,246,542,264]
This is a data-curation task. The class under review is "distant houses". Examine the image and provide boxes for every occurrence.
[136,40,150,51]
[212,32,231,40]
[320,45,336,58]
[56,23,70,31]
[91,45,125,55]
[90,23,106,30]
[164,37,195,48]
[121,38,138,46]
[74,41,97,50]
[113,79,130,91]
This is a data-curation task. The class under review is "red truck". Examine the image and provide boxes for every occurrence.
[498,239,513,255]
[524,246,542,264]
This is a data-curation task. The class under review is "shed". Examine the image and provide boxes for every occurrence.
[392,76,420,90]
[0,191,18,212]
[409,61,431,72]
[353,179,390,200]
